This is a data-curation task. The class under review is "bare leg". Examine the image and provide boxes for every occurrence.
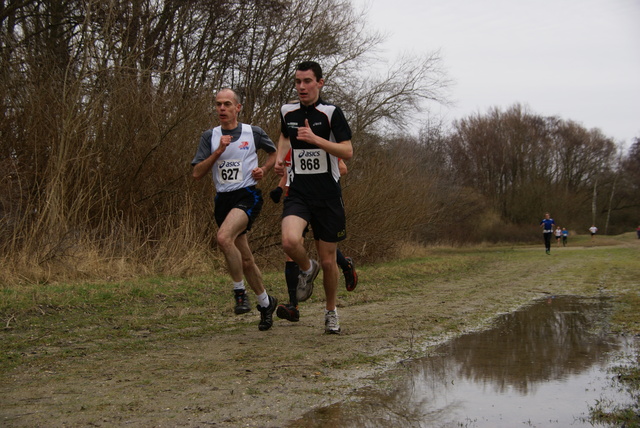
[235,233,265,295]
[316,240,338,311]
[216,208,251,283]
[282,215,311,271]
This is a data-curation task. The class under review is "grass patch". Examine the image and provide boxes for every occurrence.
[0,275,241,371]
[611,292,640,335]
[588,350,640,426]
[327,352,385,369]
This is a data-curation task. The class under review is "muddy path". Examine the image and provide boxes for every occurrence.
[2,240,638,427]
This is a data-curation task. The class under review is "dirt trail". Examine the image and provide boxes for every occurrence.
[1,243,637,427]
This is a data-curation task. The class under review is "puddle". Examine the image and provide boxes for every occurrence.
[291,296,638,427]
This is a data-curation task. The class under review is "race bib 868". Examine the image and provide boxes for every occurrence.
[293,149,328,175]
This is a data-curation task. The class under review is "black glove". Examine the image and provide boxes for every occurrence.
[269,187,283,203]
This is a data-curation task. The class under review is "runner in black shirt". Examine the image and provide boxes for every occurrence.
[274,61,353,334]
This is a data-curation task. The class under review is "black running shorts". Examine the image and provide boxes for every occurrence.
[214,186,263,231]
[282,195,346,243]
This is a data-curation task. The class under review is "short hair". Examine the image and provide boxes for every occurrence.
[216,88,241,105]
[297,61,323,81]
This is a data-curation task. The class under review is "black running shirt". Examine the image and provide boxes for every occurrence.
[280,99,352,200]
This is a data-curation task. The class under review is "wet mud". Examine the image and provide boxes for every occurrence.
[292,296,637,427]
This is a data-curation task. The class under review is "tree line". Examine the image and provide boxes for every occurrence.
[441,105,636,233]
[1,0,637,283]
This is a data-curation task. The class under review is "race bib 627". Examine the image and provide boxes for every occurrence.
[217,159,243,183]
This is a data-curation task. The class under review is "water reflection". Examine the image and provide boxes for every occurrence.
[290,296,637,427]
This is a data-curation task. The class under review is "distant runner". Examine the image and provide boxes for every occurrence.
[561,228,569,247]
[540,212,555,255]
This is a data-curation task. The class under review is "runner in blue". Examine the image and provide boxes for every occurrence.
[540,212,555,255]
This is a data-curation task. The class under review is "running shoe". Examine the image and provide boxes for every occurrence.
[296,259,319,302]
[257,295,278,331]
[276,303,300,322]
[233,289,251,314]
[324,309,341,334]
[343,257,358,291]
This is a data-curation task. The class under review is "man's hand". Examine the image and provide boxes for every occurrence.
[251,166,265,181]
[296,119,316,145]
[215,135,232,154]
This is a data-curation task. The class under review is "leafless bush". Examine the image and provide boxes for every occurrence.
[3,0,449,283]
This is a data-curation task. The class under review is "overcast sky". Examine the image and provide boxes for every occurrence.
[355,0,640,148]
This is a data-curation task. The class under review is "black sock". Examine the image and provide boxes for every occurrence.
[336,249,348,271]
[285,261,299,306]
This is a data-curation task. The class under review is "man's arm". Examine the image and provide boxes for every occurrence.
[274,133,291,177]
[252,150,276,180]
[296,119,353,160]
[263,150,276,172]
[338,159,348,175]
[192,135,231,180]
[192,153,218,180]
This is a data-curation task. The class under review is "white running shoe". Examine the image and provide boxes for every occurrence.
[324,309,341,334]
[296,259,319,302]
